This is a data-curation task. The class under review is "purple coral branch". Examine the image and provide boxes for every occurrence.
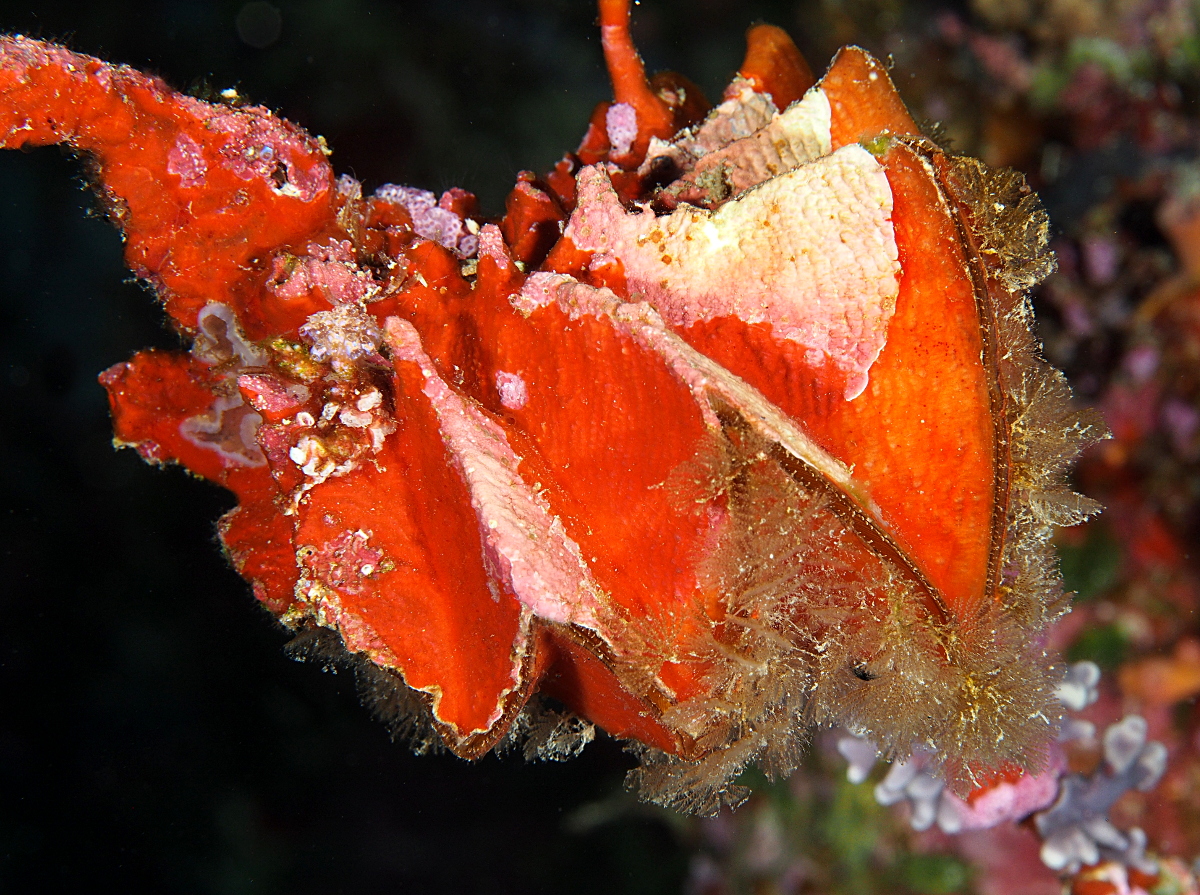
[1034,715,1167,875]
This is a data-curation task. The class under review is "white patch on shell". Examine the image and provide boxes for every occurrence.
[564,145,899,401]
[182,303,267,465]
[181,393,266,466]
[356,390,382,412]
[495,371,528,410]
[194,302,267,368]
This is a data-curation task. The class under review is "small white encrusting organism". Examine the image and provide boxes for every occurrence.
[193,302,269,369]
[180,302,269,466]
[495,370,529,411]
[300,304,385,377]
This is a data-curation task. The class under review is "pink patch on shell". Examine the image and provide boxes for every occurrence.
[167,131,207,188]
[605,102,637,156]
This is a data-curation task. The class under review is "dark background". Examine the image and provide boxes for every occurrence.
[0,2,960,892]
